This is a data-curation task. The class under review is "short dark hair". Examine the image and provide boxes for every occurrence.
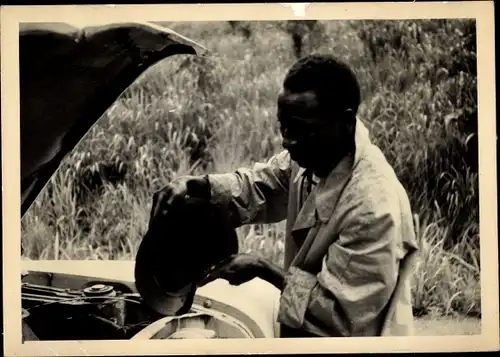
[283,54,361,116]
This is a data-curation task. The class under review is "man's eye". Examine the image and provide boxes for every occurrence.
[288,124,305,134]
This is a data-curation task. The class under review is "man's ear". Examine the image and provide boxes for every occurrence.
[344,108,356,135]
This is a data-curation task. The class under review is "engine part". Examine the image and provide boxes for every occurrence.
[131,304,255,339]
[21,282,130,340]
[84,284,126,326]
[83,284,116,297]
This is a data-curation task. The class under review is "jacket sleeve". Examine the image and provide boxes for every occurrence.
[206,150,292,227]
[277,193,403,337]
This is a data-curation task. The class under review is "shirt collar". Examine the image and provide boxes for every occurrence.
[293,118,372,223]
[293,167,319,185]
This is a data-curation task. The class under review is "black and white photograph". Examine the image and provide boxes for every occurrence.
[2,2,498,355]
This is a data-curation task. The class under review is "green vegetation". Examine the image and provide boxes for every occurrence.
[22,20,479,319]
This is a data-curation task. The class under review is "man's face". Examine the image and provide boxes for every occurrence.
[277,89,351,176]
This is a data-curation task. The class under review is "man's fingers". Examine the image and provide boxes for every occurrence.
[148,178,193,229]
[217,255,237,267]
[149,190,165,225]
[148,193,158,226]
[227,275,245,286]
[154,184,184,212]
[197,269,223,287]
[197,263,232,287]
[197,275,215,287]
[167,189,184,208]
[166,182,187,207]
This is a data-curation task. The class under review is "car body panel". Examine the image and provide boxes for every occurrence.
[20,21,208,216]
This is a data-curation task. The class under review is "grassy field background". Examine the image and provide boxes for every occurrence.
[21,20,480,327]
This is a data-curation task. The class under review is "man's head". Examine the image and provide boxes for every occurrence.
[277,54,361,177]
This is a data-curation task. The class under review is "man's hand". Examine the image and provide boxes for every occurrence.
[198,253,266,287]
[198,253,287,291]
[149,175,211,225]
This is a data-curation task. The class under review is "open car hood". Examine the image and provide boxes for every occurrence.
[20,21,208,217]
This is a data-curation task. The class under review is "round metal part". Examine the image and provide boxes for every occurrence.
[203,299,212,309]
[83,284,115,297]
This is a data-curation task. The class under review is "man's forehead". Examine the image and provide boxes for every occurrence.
[277,89,319,108]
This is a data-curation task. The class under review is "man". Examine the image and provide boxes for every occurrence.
[150,54,419,338]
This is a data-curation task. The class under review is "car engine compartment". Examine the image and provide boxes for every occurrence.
[22,280,162,340]
[21,270,261,341]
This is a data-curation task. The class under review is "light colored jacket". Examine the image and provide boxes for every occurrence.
[207,118,419,337]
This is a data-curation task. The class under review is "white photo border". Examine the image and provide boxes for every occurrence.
[1,2,498,355]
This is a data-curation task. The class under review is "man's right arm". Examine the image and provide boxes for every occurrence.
[207,150,292,228]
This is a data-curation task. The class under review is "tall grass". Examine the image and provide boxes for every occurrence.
[21,20,480,318]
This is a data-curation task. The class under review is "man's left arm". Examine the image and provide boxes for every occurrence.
[276,204,403,337]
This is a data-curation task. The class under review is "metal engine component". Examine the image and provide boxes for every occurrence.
[131,304,256,339]
[83,284,116,297]
[83,284,126,326]
[21,281,130,340]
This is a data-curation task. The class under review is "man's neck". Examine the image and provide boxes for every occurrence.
[313,149,354,179]
[313,158,343,179]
